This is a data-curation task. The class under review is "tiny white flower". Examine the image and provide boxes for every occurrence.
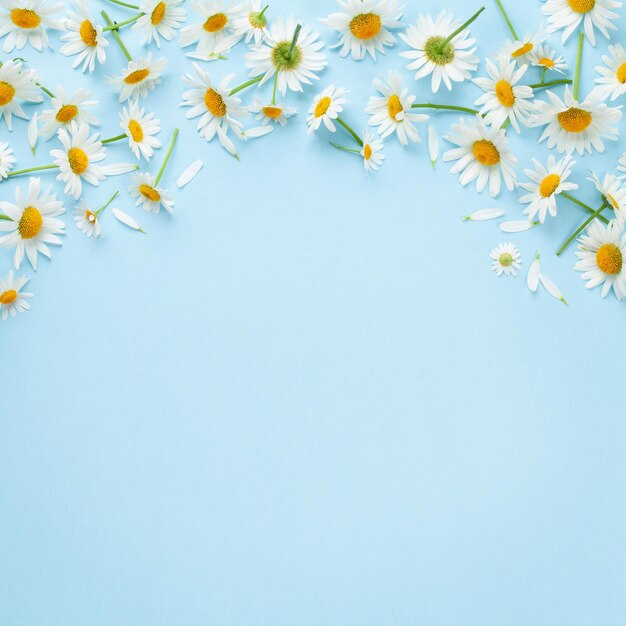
[248,97,297,127]
[129,172,174,214]
[0,140,16,179]
[39,86,99,140]
[119,100,162,162]
[490,243,521,277]
[132,0,186,48]
[306,85,348,134]
[361,128,384,174]
[107,54,167,103]
[0,270,32,320]
[529,44,568,75]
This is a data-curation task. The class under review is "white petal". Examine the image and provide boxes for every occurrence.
[241,126,273,139]
[28,113,38,155]
[500,220,537,233]
[102,163,138,175]
[176,159,204,188]
[112,208,146,233]
[539,273,568,305]
[527,253,541,292]
[465,208,504,222]
[428,125,438,167]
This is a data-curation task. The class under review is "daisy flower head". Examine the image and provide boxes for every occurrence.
[589,171,626,224]
[444,115,517,198]
[575,219,626,300]
[245,15,328,96]
[120,100,161,161]
[0,0,63,52]
[74,199,101,238]
[490,243,521,277]
[39,86,99,141]
[0,177,65,270]
[542,0,622,46]
[0,140,16,178]
[591,43,626,101]
[107,54,167,103]
[473,58,535,133]
[132,0,186,48]
[518,155,578,223]
[498,29,546,66]
[529,44,568,75]
[306,85,348,134]
[129,172,174,214]
[230,0,270,48]
[248,97,296,126]
[59,0,108,73]
[319,0,405,61]
[180,0,240,55]
[361,128,384,174]
[0,271,32,320]
[365,70,428,146]
[531,87,622,155]
[399,10,479,93]
[0,59,41,130]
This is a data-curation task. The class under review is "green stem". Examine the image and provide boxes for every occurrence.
[229,74,263,96]
[411,103,480,115]
[155,128,178,185]
[561,192,609,225]
[329,142,361,155]
[7,164,58,178]
[336,117,363,147]
[102,13,142,31]
[528,79,572,90]
[107,0,140,8]
[494,0,518,40]
[258,5,269,19]
[101,133,127,145]
[540,67,547,84]
[0,214,11,221]
[573,31,584,101]
[101,11,132,61]
[440,6,485,47]
[287,24,302,60]
[271,70,279,105]
[501,119,511,129]
[95,191,119,217]
[556,202,608,256]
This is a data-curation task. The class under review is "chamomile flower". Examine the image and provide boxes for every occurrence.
[591,43,626,101]
[230,0,269,47]
[129,172,174,214]
[518,155,578,223]
[575,219,626,300]
[59,0,108,73]
[0,177,65,270]
[490,243,521,277]
[0,0,63,53]
[306,85,348,134]
[248,97,296,126]
[0,59,41,131]
[399,10,479,93]
[529,44,568,75]
[542,0,622,46]
[245,15,328,96]
[132,0,186,48]
[319,0,405,61]
[473,58,535,133]
[180,0,240,55]
[107,54,167,103]
[0,140,16,178]
[498,29,546,66]
[531,87,622,155]
[73,200,101,238]
[589,171,626,224]
[39,86,99,140]
[361,128,384,174]
[0,271,32,320]
[119,100,161,161]
[444,115,517,198]
[365,70,428,145]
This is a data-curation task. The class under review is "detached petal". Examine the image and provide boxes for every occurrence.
[112,208,146,233]
[176,160,204,188]
[500,220,538,233]
[539,274,568,305]
[464,208,504,222]
[527,253,541,293]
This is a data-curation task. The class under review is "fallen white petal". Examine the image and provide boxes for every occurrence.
[527,253,541,292]
[28,113,38,155]
[539,273,568,305]
[112,208,146,233]
[464,208,504,222]
[102,163,138,175]
[500,220,537,233]
[428,125,438,168]
[217,127,238,158]
[241,126,273,140]
[176,159,204,188]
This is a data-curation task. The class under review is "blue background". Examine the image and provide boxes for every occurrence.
[2,1,626,624]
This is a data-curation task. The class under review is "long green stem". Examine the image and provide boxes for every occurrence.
[7,164,58,178]
[107,0,139,8]
[155,128,179,185]
[101,133,127,145]
[336,117,363,147]
[573,31,584,101]
[229,74,263,96]
[287,24,302,60]
[330,143,361,155]
[271,71,279,105]
[556,202,608,256]
[528,79,572,90]
[540,67,547,84]
[102,13,142,31]
[561,192,609,225]
[101,11,132,61]
[258,5,269,20]
[494,0,518,40]
[95,191,119,216]
[412,103,480,115]
[440,6,485,47]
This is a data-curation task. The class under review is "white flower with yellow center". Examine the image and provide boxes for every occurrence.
[473,58,535,133]
[444,115,517,198]
[132,0,186,48]
[0,176,64,270]
[361,128,384,174]
[107,54,167,103]
[306,85,348,134]
[575,219,626,299]
[39,86,99,140]
[245,15,328,96]
[529,44,568,75]
[365,70,428,146]
[0,140,16,178]
[490,243,521,277]
[59,0,108,73]
[129,172,174,214]
[229,0,269,47]
[180,0,239,55]
[73,201,100,238]
[0,271,32,320]
[542,0,622,46]
[591,43,626,101]
[589,171,626,224]
[498,29,546,66]
[518,155,578,223]
[531,87,622,155]
[0,59,41,131]
[0,0,63,52]
[399,10,479,93]
[248,97,296,126]
[319,0,404,61]
[120,100,161,161]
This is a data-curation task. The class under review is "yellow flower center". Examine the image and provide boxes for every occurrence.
[68,147,89,175]
[540,173,561,198]
[314,96,331,118]
[349,13,382,40]
[85,209,97,223]
[203,12,227,33]
[204,88,226,117]
[262,105,282,119]
[124,69,150,84]
[0,289,17,305]
[55,104,79,123]
[387,94,403,120]
[567,0,596,13]
[10,8,41,29]
[617,62,626,84]
[128,119,144,142]
[499,253,514,267]
[596,243,622,275]
[495,80,515,107]
[79,19,98,47]
[151,1,166,25]
[512,42,533,58]
[558,107,593,132]
[139,184,161,201]
[538,57,555,68]
[364,144,372,161]
[18,206,43,240]
[0,81,16,106]
[472,140,500,166]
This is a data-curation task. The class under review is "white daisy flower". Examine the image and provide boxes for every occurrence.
[119,100,161,162]
[245,15,328,96]
[498,29,546,66]
[444,115,517,198]
[73,200,100,237]
[0,271,32,320]
[223,0,269,50]
[129,172,174,214]
[39,85,99,140]
[180,0,240,55]
[0,140,16,178]
[0,59,41,131]
[59,0,108,73]
[542,0,622,46]
[306,85,348,134]
[0,0,63,53]
[529,44,568,75]
[248,97,296,126]
[132,0,186,48]
[490,243,521,277]
[361,128,384,174]
[398,10,480,93]
[575,219,626,300]
[365,70,428,146]
[473,58,535,133]
[589,171,626,224]
[319,0,404,61]
[0,177,64,270]
[591,43,626,101]
[107,54,167,103]
[518,155,578,223]
[531,86,622,155]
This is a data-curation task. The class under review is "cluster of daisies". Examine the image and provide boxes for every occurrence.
[1,0,626,322]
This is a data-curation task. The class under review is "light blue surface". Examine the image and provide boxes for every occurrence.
[2,1,626,624]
